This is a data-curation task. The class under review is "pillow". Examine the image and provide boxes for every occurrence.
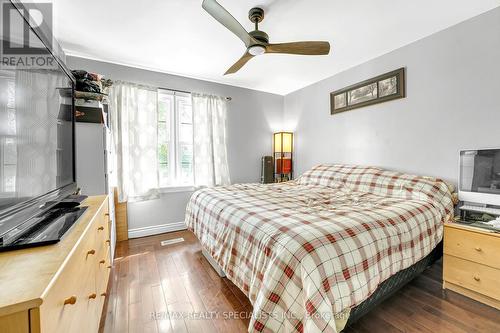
[297,164,454,213]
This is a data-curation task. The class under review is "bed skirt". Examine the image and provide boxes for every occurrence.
[343,242,443,329]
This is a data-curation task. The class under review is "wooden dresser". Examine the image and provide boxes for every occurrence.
[0,195,112,333]
[443,223,500,309]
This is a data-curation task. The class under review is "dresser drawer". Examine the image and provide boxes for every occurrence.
[40,206,103,332]
[40,238,96,331]
[444,255,500,301]
[444,226,500,269]
[97,245,111,288]
[0,311,29,333]
[94,203,111,255]
[95,245,111,319]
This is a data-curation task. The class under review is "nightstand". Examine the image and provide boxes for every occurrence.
[443,223,500,309]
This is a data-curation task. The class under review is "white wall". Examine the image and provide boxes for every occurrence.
[69,7,500,237]
[67,56,284,235]
[283,8,500,184]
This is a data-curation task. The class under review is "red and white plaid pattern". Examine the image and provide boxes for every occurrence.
[185,164,454,333]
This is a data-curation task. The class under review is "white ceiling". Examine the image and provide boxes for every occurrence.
[51,0,500,95]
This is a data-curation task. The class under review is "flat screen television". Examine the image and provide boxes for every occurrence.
[459,148,500,206]
[0,1,79,250]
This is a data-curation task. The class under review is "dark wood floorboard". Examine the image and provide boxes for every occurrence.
[100,230,500,333]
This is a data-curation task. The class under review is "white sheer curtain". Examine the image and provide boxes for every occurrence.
[109,82,159,202]
[192,93,230,187]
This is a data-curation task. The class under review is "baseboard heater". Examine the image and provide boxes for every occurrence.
[202,249,226,277]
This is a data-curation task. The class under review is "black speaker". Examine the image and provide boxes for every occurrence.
[261,156,274,184]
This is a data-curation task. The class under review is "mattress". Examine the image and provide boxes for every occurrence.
[185,164,454,333]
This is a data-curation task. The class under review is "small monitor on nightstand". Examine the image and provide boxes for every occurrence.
[457,148,500,231]
[459,148,500,205]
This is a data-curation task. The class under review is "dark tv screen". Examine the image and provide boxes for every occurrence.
[0,6,74,226]
[0,68,74,213]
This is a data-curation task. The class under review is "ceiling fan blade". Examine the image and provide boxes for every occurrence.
[202,0,258,47]
[224,52,254,75]
[266,41,330,55]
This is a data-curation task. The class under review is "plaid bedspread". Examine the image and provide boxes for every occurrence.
[185,165,454,333]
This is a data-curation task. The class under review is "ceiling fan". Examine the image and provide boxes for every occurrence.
[202,0,331,75]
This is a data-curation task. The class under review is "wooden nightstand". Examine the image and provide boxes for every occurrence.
[443,223,500,309]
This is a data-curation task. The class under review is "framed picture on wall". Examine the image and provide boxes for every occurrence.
[330,67,405,114]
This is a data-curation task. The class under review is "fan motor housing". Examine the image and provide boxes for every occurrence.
[249,30,269,44]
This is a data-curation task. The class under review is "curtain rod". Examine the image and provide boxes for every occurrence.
[114,80,232,101]
[158,86,232,101]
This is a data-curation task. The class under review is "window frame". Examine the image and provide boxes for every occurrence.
[157,89,193,189]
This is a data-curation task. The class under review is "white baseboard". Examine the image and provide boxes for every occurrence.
[128,221,187,239]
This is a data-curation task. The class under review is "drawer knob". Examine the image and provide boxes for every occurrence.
[98,226,104,231]
[87,249,96,255]
[473,275,481,281]
[107,265,112,269]
[99,259,106,264]
[88,293,97,299]
[105,213,110,217]
[475,247,482,252]
[63,296,77,305]
[101,292,107,297]
[106,239,111,244]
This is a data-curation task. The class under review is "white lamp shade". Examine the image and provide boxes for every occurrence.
[274,132,293,153]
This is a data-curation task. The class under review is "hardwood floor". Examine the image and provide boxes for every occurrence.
[100,230,500,333]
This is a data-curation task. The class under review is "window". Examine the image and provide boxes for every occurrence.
[157,89,193,187]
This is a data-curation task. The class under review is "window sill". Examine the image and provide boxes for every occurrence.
[159,185,196,193]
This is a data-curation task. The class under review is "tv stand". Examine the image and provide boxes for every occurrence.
[42,194,88,209]
[0,198,90,252]
[50,201,81,209]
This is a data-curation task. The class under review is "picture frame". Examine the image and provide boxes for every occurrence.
[330,67,405,114]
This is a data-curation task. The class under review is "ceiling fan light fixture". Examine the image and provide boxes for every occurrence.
[202,0,330,74]
[248,44,266,56]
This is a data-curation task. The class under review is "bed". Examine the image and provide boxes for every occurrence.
[185,164,454,333]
